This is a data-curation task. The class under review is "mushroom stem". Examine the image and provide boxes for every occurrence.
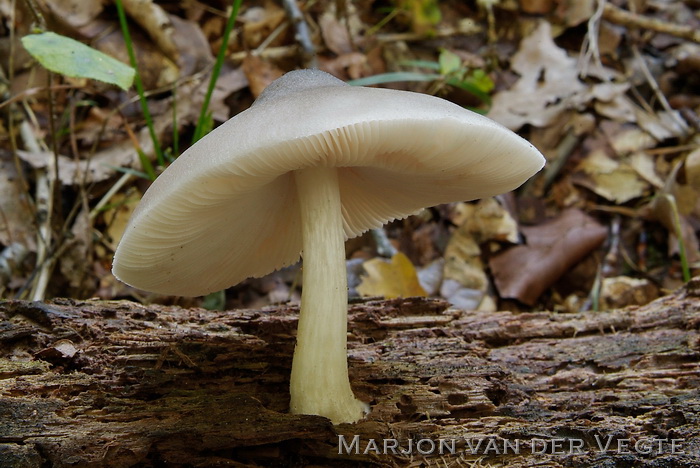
[290,166,368,424]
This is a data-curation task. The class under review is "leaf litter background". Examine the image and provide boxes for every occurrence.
[0,0,699,315]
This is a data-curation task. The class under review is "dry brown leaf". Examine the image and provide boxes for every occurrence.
[170,15,213,76]
[93,27,178,89]
[594,93,637,123]
[19,80,201,185]
[319,52,367,80]
[40,0,104,29]
[635,109,689,141]
[121,0,179,62]
[18,144,133,186]
[242,55,285,98]
[558,0,595,27]
[319,11,353,55]
[573,150,649,203]
[357,252,427,299]
[488,21,585,130]
[209,68,248,122]
[600,276,659,309]
[610,127,656,155]
[686,148,700,189]
[241,6,287,50]
[103,191,141,250]
[443,229,487,292]
[59,208,93,295]
[0,151,36,250]
[490,209,607,305]
[441,199,517,310]
[451,198,519,244]
[520,0,555,15]
[629,152,664,189]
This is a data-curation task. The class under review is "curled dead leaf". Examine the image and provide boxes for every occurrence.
[490,209,607,306]
[573,150,649,203]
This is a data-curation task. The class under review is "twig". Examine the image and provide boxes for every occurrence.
[375,27,458,43]
[540,129,582,194]
[579,0,607,79]
[229,45,299,62]
[0,84,80,111]
[602,216,621,277]
[602,3,700,44]
[20,121,54,301]
[89,173,133,220]
[281,0,316,68]
[631,45,689,136]
[6,0,32,203]
[253,21,288,55]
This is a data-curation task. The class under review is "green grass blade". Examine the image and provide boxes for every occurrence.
[348,72,442,86]
[445,76,492,105]
[664,194,692,282]
[114,0,164,167]
[109,165,152,180]
[192,0,243,144]
[399,60,441,70]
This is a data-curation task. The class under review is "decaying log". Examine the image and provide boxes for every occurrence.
[1,279,699,467]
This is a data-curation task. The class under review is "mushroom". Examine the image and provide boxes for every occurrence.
[112,69,545,424]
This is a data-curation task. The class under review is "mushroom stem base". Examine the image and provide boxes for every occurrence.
[290,166,368,424]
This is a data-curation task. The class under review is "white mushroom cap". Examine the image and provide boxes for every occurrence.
[113,69,545,296]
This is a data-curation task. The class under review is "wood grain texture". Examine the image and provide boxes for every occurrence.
[1,280,699,467]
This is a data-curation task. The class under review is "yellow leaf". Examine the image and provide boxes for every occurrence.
[357,252,427,299]
[104,191,141,250]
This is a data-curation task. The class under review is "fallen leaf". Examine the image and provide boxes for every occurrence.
[357,252,427,299]
[416,258,443,295]
[121,0,179,62]
[241,6,287,49]
[686,148,700,190]
[558,0,594,27]
[452,198,519,244]
[488,21,586,130]
[600,276,658,309]
[439,278,486,311]
[490,209,607,305]
[0,151,36,250]
[635,109,689,141]
[442,229,487,292]
[21,32,135,90]
[319,11,353,55]
[170,15,213,76]
[41,0,104,29]
[610,127,656,155]
[242,55,285,98]
[573,149,649,203]
[629,152,664,189]
[103,191,141,251]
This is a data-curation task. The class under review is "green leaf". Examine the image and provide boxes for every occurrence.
[445,76,492,105]
[202,290,226,310]
[468,69,495,93]
[438,49,462,75]
[21,32,135,90]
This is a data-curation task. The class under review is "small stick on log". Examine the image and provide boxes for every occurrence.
[602,3,700,44]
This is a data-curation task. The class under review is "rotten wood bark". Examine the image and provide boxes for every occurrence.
[1,279,699,467]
